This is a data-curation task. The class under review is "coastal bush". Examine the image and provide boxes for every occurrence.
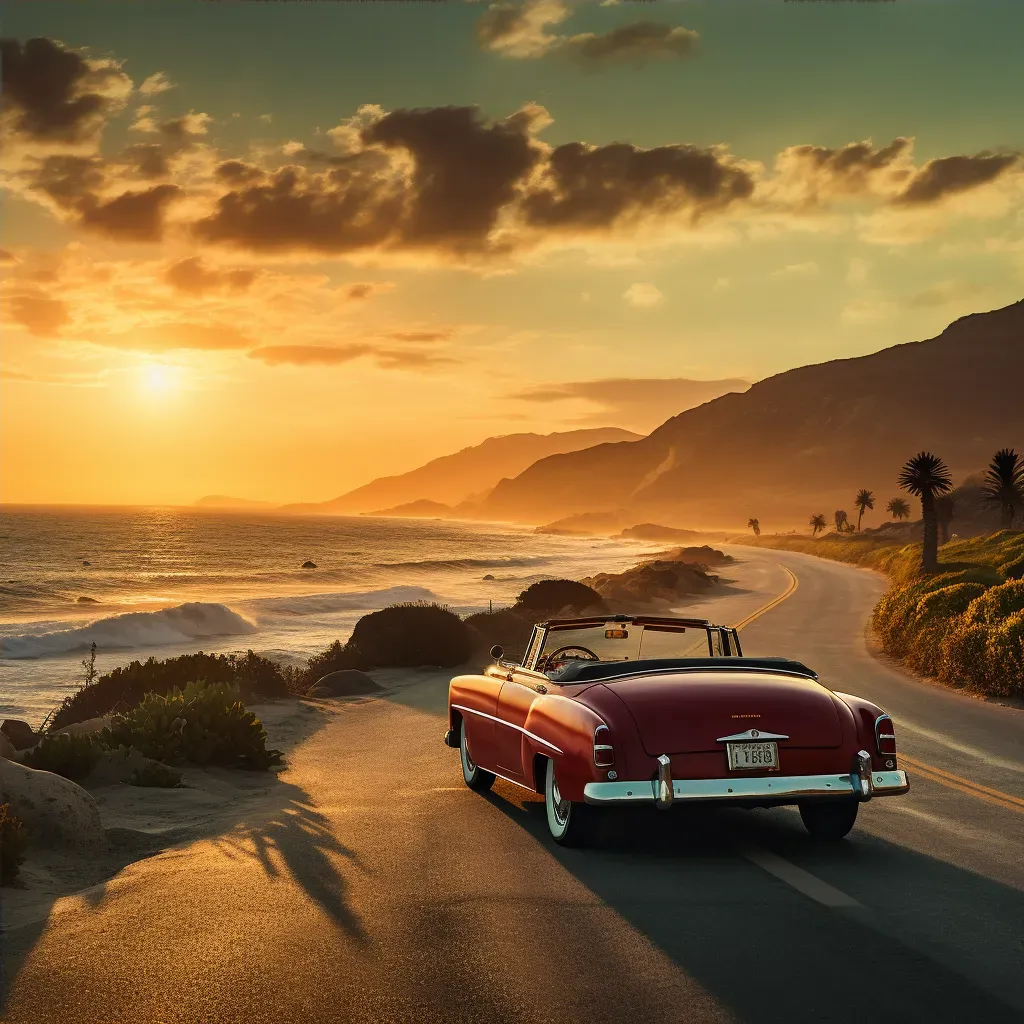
[939,621,991,689]
[985,611,1024,697]
[1000,555,1024,580]
[463,609,532,660]
[514,579,607,619]
[301,640,361,684]
[342,603,474,669]
[48,650,289,732]
[960,580,1024,626]
[100,682,283,770]
[22,733,102,781]
[905,583,989,675]
[0,803,28,885]
[127,762,184,788]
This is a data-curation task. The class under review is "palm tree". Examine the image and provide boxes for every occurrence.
[886,497,911,521]
[853,489,875,531]
[747,517,761,537]
[898,451,953,572]
[810,513,827,537]
[981,448,1024,529]
[935,495,955,544]
[834,510,849,533]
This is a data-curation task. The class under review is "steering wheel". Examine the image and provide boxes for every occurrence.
[540,645,600,672]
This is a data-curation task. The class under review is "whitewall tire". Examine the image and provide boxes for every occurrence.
[544,759,591,846]
[460,719,495,792]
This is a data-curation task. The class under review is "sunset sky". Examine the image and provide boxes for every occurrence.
[2,0,1023,506]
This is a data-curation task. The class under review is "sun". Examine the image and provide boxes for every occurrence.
[141,363,176,395]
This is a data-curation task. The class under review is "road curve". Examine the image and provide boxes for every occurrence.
[3,548,1023,1024]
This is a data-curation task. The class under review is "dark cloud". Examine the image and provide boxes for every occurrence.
[363,105,540,249]
[78,184,183,242]
[515,376,750,431]
[118,143,171,180]
[3,291,71,336]
[165,256,257,294]
[564,23,699,65]
[0,249,18,264]
[29,154,107,211]
[0,36,131,144]
[522,141,754,229]
[895,153,1020,205]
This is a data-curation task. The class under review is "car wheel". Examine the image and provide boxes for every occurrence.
[799,800,859,841]
[544,759,592,846]
[460,719,495,792]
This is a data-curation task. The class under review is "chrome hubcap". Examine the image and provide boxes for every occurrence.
[551,776,570,827]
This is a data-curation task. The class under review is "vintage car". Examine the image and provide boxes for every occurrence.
[445,614,909,845]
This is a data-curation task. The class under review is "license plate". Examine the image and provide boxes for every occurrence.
[727,741,778,771]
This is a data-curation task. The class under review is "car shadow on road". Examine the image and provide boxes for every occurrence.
[484,785,1024,1024]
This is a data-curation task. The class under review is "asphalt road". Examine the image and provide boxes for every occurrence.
[3,548,1023,1024]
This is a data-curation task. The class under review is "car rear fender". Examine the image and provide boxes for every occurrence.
[523,694,606,801]
[833,691,895,770]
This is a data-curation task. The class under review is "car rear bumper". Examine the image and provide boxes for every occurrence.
[583,768,909,807]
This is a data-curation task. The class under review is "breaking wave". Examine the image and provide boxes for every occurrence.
[0,602,258,660]
[251,585,437,616]
[377,556,549,571]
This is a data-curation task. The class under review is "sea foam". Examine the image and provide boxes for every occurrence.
[0,602,258,660]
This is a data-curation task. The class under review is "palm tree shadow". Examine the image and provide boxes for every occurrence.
[212,781,368,944]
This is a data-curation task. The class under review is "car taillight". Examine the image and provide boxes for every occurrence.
[593,724,615,767]
[875,715,897,756]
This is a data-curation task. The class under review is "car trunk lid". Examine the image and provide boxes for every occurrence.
[603,670,843,755]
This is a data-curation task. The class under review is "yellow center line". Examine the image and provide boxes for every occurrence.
[736,556,1024,816]
[734,565,799,630]
[898,753,1024,812]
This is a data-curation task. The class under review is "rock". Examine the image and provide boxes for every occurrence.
[82,560,91,566]
[77,595,100,604]
[0,758,104,850]
[0,732,16,761]
[83,746,158,789]
[306,669,381,698]
[482,574,495,581]
[301,560,317,569]
[52,715,112,739]
[1,719,38,752]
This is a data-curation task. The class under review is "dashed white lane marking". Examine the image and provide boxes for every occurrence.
[744,846,861,908]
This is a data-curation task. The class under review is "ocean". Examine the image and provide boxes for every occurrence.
[0,506,655,725]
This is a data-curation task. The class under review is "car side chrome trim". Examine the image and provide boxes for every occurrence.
[716,729,790,742]
[450,703,563,754]
[582,770,910,806]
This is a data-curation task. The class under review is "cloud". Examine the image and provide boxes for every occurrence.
[894,153,1020,206]
[385,329,454,343]
[907,279,990,308]
[374,349,457,369]
[3,291,71,336]
[139,72,174,96]
[841,295,898,324]
[770,261,819,278]
[623,282,663,308]
[514,376,751,431]
[78,183,184,242]
[0,249,17,264]
[476,2,699,66]
[249,344,372,366]
[563,23,699,66]
[165,256,257,294]
[847,257,870,283]
[344,280,395,301]
[98,321,253,352]
[0,36,132,147]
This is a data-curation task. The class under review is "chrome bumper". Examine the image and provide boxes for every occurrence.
[583,767,909,807]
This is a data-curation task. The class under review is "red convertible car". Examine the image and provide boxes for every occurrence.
[445,614,909,845]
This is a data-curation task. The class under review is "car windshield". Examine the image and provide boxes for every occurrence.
[532,619,732,674]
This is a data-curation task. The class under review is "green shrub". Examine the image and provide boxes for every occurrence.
[303,639,361,682]
[939,620,991,689]
[961,580,1024,626]
[49,650,289,731]
[127,762,183,788]
[22,733,102,781]
[984,610,1024,698]
[906,583,989,675]
[341,603,473,669]
[100,681,283,770]
[1000,555,1024,581]
[514,579,607,619]
[464,609,532,660]
[0,803,28,885]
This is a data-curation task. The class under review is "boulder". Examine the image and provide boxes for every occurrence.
[52,715,112,739]
[306,669,381,698]
[1,719,38,752]
[0,732,16,761]
[0,758,104,850]
[84,746,160,788]
[301,560,317,569]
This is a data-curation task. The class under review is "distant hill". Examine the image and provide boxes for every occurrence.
[194,495,273,509]
[282,427,641,515]
[364,500,455,519]
[477,300,1024,529]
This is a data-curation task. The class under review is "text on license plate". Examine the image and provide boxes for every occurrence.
[727,741,778,770]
